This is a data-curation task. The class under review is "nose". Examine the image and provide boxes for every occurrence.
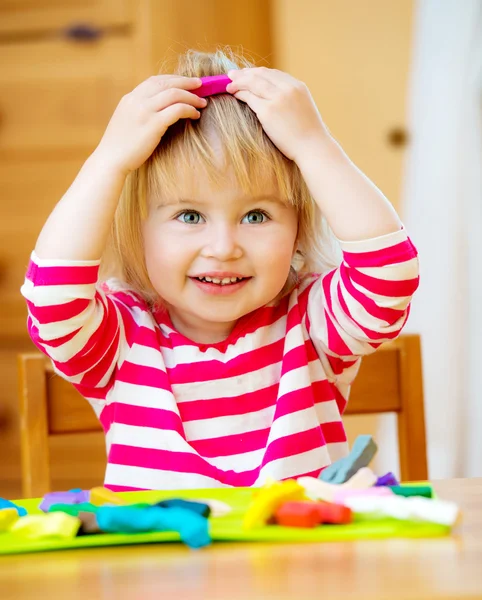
[201,222,243,261]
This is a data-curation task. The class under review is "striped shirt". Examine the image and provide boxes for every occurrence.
[21,228,419,491]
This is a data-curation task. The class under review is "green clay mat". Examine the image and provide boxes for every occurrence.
[0,484,450,555]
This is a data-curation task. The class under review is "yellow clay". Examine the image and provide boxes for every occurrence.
[0,508,19,532]
[90,486,126,506]
[243,479,305,530]
[10,513,80,539]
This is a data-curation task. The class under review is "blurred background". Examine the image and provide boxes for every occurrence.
[0,0,480,498]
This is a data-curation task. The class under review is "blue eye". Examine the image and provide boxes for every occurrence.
[177,211,203,224]
[243,210,269,224]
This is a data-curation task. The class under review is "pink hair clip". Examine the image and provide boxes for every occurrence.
[193,74,232,98]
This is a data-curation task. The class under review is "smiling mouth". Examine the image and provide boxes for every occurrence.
[193,276,249,286]
[193,277,249,286]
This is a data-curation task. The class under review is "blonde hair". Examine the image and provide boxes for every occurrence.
[104,48,340,306]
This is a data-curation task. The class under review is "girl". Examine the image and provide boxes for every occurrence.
[21,49,419,491]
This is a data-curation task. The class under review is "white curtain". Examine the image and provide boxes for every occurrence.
[402,0,482,477]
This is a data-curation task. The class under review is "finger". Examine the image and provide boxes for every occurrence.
[156,103,201,132]
[229,67,295,93]
[226,69,278,99]
[230,90,265,114]
[149,88,207,112]
[134,75,202,98]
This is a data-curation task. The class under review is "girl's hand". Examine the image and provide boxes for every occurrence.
[94,75,207,176]
[226,68,330,164]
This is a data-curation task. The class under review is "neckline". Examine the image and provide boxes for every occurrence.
[153,306,261,352]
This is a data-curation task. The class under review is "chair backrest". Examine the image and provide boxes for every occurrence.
[18,334,428,498]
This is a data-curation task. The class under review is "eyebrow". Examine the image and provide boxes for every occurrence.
[158,194,289,207]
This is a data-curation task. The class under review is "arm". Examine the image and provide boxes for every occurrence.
[23,75,206,385]
[294,135,402,242]
[36,75,205,261]
[227,68,419,370]
[227,67,402,242]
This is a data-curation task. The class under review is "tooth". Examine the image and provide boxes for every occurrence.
[204,276,212,282]
[221,278,231,284]
[230,277,238,282]
[212,278,221,284]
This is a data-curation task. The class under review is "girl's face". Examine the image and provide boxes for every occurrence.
[143,166,298,344]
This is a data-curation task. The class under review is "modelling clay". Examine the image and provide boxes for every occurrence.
[333,486,394,506]
[315,501,353,524]
[320,435,378,484]
[344,495,460,526]
[155,498,211,518]
[40,490,90,512]
[375,472,400,487]
[193,74,232,98]
[10,512,80,539]
[389,485,433,499]
[243,480,305,530]
[274,502,320,528]
[298,468,376,503]
[0,498,27,517]
[196,498,232,517]
[90,486,126,506]
[96,506,211,549]
[48,502,100,516]
[0,508,19,531]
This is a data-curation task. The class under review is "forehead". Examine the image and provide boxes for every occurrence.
[153,162,284,206]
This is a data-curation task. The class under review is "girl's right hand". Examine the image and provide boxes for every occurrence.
[93,75,206,176]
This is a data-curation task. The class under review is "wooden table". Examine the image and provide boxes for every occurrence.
[1,479,481,600]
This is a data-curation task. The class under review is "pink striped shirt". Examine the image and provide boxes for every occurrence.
[21,228,419,491]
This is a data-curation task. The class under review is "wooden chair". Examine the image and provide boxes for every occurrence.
[18,334,428,498]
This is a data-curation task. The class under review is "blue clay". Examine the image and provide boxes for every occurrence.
[96,506,211,549]
[0,498,27,517]
[155,498,211,518]
[319,435,378,484]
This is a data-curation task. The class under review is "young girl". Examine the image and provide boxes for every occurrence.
[21,49,419,491]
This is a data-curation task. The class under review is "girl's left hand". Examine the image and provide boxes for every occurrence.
[226,67,330,163]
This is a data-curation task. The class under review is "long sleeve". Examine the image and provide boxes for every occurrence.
[305,227,419,379]
[21,252,129,391]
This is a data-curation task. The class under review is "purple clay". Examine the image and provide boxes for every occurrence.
[375,472,400,487]
[39,490,90,512]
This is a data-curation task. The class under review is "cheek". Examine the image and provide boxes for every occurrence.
[256,228,297,267]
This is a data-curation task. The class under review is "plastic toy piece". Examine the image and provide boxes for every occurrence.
[96,506,211,549]
[0,498,27,517]
[155,498,211,518]
[389,485,433,499]
[298,468,377,503]
[333,486,394,506]
[243,480,305,530]
[375,472,400,487]
[10,512,81,539]
[320,435,378,484]
[0,508,19,531]
[40,490,90,512]
[344,495,460,527]
[48,502,100,516]
[90,486,126,506]
[193,74,232,98]
[315,501,353,525]
[274,502,320,528]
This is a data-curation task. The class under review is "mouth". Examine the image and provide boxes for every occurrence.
[191,275,249,286]
[189,274,252,295]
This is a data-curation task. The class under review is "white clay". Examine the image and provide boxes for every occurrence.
[344,495,460,527]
